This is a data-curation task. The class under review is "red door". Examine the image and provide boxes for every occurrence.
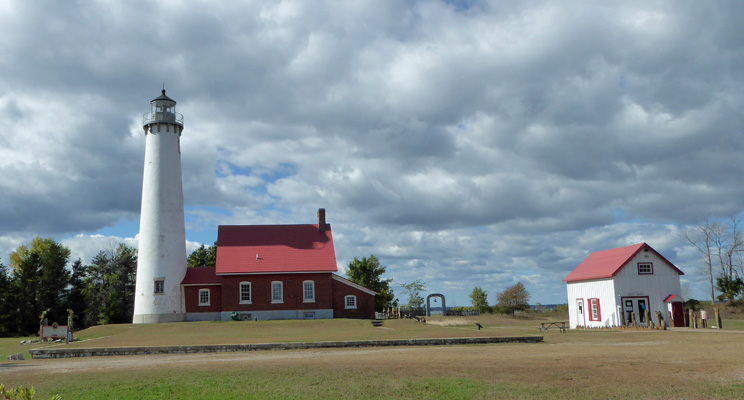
[671,302,685,327]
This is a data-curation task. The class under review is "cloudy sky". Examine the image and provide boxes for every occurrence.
[1,0,743,306]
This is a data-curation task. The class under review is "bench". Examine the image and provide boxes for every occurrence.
[540,321,568,333]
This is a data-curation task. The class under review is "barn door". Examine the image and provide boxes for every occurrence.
[671,302,685,327]
[576,299,586,327]
[622,297,650,327]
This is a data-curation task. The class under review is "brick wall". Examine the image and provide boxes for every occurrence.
[220,273,334,312]
[332,278,375,319]
[183,285,222,313]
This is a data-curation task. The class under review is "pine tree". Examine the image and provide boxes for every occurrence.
[0,260,16,337]
[83,244,137,326]
[9,237,71,331]
[12,252,42,335]
[67,259,88,330]
[187,242,217,268]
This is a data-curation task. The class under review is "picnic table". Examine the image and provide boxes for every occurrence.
[540,321,568,333]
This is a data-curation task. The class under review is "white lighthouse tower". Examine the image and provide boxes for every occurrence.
[133,90,187,324]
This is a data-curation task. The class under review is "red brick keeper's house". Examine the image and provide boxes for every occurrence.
[181,209,376,321]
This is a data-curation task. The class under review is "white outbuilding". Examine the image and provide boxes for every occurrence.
[564,243,685,329]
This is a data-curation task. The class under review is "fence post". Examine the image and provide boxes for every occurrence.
[656,311,666,330]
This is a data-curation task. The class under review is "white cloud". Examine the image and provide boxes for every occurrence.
[1,1,742,304]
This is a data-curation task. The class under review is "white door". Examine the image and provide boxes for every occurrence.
[576,299,586,327]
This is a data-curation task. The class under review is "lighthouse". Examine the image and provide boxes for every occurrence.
[133,90,187,323]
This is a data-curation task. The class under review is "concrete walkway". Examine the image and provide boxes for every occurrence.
[29,336,543,359]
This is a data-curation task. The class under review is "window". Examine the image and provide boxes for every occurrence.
[271,281,283,303]
[345,295,357,309]
[199,289,210,306]
[589,298,601,321]
[240,282,252,304]
[303,280,315,303]
[154,279,164,294]
[638,263,653,275]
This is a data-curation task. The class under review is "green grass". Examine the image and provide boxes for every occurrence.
[16,358,744,400]
[4,314,744,399]
[3,315,542,356]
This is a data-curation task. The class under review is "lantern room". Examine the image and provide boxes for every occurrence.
[143,89,183,127]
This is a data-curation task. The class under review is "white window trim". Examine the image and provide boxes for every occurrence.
[638,262,653,275]
[271,281,284,304]
[303,280,315,303]
[239,281,252,304]
[198,288,211,306]
[345,295,357,309]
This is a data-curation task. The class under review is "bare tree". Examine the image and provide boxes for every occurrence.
[682,216,744,301]
[682,219,716,300]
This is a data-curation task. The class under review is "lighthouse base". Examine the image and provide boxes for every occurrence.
[133,313,186,324]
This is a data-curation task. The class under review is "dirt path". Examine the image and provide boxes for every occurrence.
[1,347,419,374]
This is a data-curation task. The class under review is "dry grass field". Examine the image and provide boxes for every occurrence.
[2,314,744,399]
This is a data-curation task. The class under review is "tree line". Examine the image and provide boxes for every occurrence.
[0,237,137,337]
[468,282,531,315]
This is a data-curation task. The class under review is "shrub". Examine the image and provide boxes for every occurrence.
[0,384,60,400]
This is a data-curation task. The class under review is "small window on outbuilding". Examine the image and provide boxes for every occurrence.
[199,289,210,306]
[638,263,653,275]
[345,295,357,309]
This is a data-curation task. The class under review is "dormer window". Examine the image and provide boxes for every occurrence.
[638,263,653,275]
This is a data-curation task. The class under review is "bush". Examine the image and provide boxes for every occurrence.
[552,304,568,314]
[685,299,702,311]
[492,305,511,315]
[0,384,61,400]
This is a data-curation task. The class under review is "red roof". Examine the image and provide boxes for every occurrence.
[563,242,684,282]
[215,224,337,274]
[664,294,683,302]
[182,267,221,285]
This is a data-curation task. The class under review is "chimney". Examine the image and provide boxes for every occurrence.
[317,208,327,232]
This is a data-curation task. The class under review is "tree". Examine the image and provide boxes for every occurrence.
[83,243,137,326]
[10,252,43,335]
[469,286,489,312]
[67,259,88,329]
[716,275,744,303]
[682,216,744,300]
[496,282,530,315]
[187,242,217,268]
[0,260,15,337]
[400,280,426,311]
[346,255,394,311]
[8,237,71,335]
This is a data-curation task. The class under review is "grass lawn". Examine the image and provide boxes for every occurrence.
[2,314,744,399]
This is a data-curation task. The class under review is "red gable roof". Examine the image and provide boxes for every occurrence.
[182,266,221,285]
[563,242,684,282]
[215,224,337,275]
